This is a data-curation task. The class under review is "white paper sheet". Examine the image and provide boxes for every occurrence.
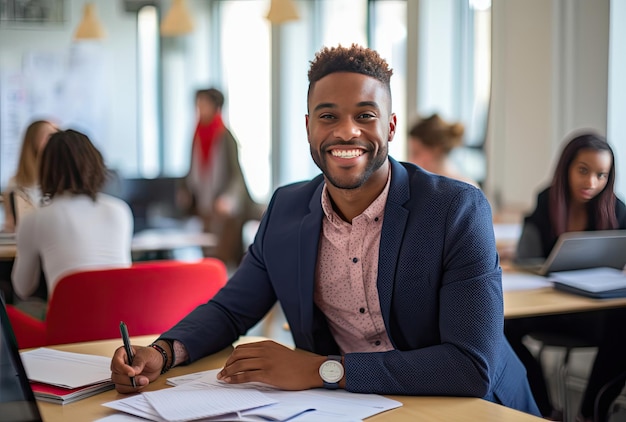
[103,369,402,422]
[20,348,112,388]
[501,272,553,291]
[144,383,278,422]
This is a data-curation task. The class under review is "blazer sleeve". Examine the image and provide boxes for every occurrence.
[159,190,280,361]
[343,185,505,398]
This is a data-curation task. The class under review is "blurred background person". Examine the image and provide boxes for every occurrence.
[1,120,58,233]
[11,129,133,319]
[182,88,265,268]
[407,113,479,188]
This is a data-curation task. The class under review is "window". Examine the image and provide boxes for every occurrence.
[217,0,271,203]
[137,5,160,177]
[370,0,408,161]
[149,0,490,197]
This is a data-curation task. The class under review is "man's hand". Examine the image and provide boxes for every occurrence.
[110,345,163,393]
[217,340,329,390]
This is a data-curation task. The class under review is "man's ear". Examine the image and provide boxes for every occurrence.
[388,113,397,142]
[305,114,310,143]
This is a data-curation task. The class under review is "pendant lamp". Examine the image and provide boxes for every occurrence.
[73,3,106,40]
[266,0,300,24]
[161,0,194,36]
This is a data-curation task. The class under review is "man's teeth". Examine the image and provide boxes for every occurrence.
[331,149,364,158]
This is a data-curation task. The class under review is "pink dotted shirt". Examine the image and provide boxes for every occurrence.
[314,171,394,354]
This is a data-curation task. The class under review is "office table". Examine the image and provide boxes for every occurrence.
[501,263,626,318]
[0,244,15,260]
[131,229,217,260]
[0,230,217,261]
[504,287,626,319]
[36,336,543,422]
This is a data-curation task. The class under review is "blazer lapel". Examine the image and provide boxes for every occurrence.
[378,158,410,337]
[297,181,325,350]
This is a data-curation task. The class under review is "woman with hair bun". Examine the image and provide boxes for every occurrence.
[408,113,479,188]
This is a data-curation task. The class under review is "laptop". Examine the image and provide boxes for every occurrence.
[0,295,43,422]
[515,230,626,276]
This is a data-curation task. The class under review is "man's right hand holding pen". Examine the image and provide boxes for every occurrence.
[111,340,176,393]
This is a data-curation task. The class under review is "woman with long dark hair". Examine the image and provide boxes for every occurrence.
[509,131,626,422]
[11,129,133,309]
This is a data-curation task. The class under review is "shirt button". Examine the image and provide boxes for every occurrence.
[374,217,379,222]
[359,307,365,314]
[375,340,381,346]
[352,257,358,263]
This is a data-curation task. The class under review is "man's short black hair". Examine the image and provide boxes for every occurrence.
[308,44,393,90]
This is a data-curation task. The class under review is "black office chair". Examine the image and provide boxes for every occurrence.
[8,190,17,226]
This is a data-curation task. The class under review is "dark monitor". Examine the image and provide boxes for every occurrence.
[115,176,187,233]
[0,295,43,422]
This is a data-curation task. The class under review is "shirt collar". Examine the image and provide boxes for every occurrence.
[320,166,392,225]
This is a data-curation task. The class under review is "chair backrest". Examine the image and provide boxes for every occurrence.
[44,258,227,345]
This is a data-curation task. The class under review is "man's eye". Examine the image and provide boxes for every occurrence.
[358,113,375,119]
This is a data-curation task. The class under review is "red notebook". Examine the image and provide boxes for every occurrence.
[30,381,114,405]
[20,348,115,405]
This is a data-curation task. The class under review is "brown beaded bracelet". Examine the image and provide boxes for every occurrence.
[149,343,170,374]
[163,339,176,371]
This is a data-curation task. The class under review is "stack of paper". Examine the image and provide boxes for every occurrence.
[501,272,553,291]
[102,369,402,422]
[20,348,114,404]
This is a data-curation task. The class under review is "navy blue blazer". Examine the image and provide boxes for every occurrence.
[161,158,540,416]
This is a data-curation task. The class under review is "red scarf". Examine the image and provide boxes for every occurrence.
[194,113,226,171]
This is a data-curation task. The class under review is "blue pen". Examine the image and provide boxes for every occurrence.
[119,321,137,388]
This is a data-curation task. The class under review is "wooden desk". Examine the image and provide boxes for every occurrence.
[504,287,626,319]
[36,336,543,422]
[0,244,15,260]
[502,264,626,318]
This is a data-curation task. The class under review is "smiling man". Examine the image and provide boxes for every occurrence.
[111,44,540,417]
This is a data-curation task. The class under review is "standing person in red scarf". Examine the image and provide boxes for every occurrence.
[185,88,265,268]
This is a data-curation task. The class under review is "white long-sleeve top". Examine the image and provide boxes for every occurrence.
[12,193,133,299]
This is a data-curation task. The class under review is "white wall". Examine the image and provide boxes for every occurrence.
[486,0,611,213]
[0,0,139,178]
[609,0,626,196]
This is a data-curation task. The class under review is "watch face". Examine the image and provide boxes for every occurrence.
[319,359,344,383]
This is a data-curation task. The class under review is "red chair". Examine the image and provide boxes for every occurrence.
[7,258,227,349]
